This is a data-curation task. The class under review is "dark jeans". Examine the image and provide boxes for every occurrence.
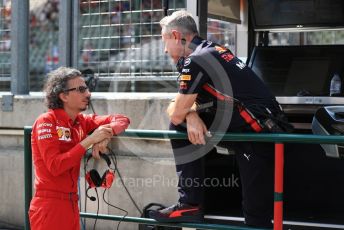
[169,122,274,228]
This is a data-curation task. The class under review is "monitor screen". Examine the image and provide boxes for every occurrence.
[248,46,344,96]
[249,0,344,29]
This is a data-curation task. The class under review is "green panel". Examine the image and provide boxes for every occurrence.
[24,126,32,230]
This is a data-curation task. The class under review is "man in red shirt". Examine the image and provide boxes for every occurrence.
[29,67,130,230]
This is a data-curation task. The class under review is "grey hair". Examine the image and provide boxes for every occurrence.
[43,67,82,109]
[160,10,198,36]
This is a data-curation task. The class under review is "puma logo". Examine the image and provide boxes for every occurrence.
[244,153,251,161]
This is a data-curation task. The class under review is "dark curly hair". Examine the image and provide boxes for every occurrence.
[44,67,82,109]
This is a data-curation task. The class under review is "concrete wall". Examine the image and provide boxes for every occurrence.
[0,93,181,229]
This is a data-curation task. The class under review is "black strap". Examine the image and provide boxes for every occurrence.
[86,153,112,168]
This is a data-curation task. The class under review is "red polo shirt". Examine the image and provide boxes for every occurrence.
[31,109,130,193]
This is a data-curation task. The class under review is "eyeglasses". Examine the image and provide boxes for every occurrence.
[64,85,89,93]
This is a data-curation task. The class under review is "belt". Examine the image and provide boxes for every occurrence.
[35,190,79,201]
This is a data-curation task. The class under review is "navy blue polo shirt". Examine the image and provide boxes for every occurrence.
[177,36,276,131]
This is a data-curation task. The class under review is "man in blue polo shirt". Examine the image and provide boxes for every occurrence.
[149,10,289,228]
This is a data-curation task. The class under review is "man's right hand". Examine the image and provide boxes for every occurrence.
[80,124,113,150]
[185,111,208,145]
[90,124,113,143]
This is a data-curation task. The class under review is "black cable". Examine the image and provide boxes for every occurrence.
[102,189,128,230]
[107,148,143,215]
[85,96,143,222]
[108,149,142,215]
[93,188,99,230]
[89,100,96,114]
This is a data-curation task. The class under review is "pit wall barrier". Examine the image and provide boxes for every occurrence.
[23,127,344,230]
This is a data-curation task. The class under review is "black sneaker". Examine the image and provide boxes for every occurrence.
[148,202,203,223]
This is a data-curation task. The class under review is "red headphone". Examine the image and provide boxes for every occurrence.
[85,154,115,189]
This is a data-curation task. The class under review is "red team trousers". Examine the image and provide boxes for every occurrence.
[29,191,80,230]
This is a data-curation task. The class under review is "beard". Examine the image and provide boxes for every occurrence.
[78,102,89,112]
[80,98,90,112]
[80,106,87,112]
[79,103,88,112]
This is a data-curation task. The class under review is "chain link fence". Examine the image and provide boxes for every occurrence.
[76,0,239,92]
[0,0,11,91]
[77,0,185,92]
[1,1,240,92]
[268,30,344,46]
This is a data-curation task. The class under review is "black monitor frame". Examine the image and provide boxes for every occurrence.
[249,0,344,31]
[248,45,344,97]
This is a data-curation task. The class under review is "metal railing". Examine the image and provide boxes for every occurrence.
[23,127,344,230]
[79,212,265,230]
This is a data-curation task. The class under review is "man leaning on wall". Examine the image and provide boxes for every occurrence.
[29,67,130,230]
[149,10,291,228]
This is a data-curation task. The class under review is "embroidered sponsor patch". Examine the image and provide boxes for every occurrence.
[37,123,53,128]
[180,75,191,81]
[56,126,72,141]
[221,53,234,62]
[215,46,228,54]
[179,81,188,90]
[38,129,51,134]
[236,61,246,69]
[38,134,52,140]
[183,58,191,66]
[182,68,190,73]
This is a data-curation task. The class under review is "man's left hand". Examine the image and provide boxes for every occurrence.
[92,138,110,159]
[185,111,208,145]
